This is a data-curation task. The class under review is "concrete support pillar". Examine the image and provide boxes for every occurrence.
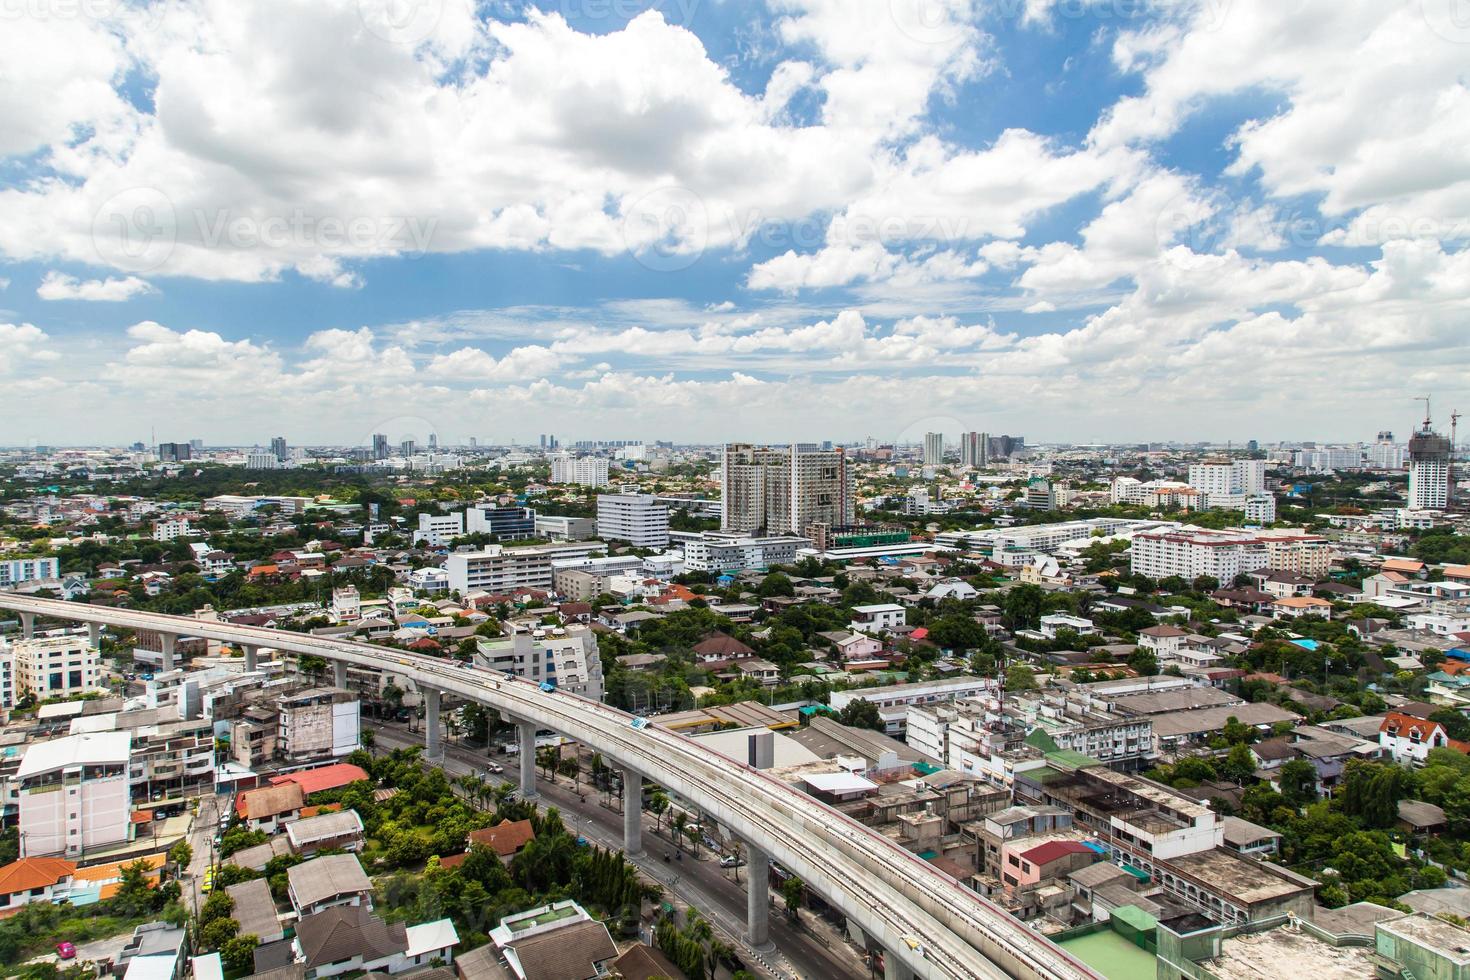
[424,688,442,760]
[884,951,915,980]
[19,613,34,639]
[333,660,348,689]
[622,767,643,855]
[159,633,176,671]
[87,622,101,647]
[518,721,538,799]
[745,842,771,948]
[242,645,258,671]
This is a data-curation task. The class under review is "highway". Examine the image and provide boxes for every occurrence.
[371,724,870,980]
[1,595,1100,980]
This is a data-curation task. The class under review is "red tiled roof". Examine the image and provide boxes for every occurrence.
[1380,712,1445,742]
[0,857,76,895]
[467,819,535,857]
[270,763,370,796]
[1018,840,1093,866]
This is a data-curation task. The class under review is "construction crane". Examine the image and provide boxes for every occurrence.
[1453,409,1462,510]
[1416,395,1432,429]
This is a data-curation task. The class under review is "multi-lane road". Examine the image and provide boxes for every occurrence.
[0,595,1098,980]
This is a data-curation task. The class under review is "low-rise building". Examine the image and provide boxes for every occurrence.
[287,853,374,918]
[17,732,132,858]
[474,624,604,700]
[286,809,366,857]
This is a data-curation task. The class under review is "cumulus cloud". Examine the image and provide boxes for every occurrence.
[37,272,155,302]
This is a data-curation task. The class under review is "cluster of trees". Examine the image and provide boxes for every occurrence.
[654,906,752,980]
[196,890,259,971]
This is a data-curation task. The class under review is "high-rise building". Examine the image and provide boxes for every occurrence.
[157,442,192,462]
[986,435,1024,459]
[270,436,288,460]
[400,439,416,457]
[550,456,609,487]
[923,432,944,466]
[959,431,986,468]
[189,438,205,454]
[372,433,389,459]
[596,493,670,549]
[1408,422,1452,510]
[469,437,478,450]
[721,443,854,536]
[428,433,438,450]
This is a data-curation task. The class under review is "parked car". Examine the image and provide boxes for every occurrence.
[720,855,745,868]
[56,943,76,961]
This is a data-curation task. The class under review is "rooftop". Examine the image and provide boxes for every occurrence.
[1206,923,1377,980]
[17,731,131,777]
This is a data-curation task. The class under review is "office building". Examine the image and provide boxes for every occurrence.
[534,514,597,541]
[721,443,853,535]
[1408,421,1452,511]
[446,541,607,594]
[0,557,59,587]
[270,436,288,460]
[18,732,132,858]
[550,455,609,486]
[411,512,465,547]
[245,451,278,470]
[596,494,669,548]
[466,505,536,541]
[400,439,416,457]
[680,532,808,573]
[923,432,944,466]
[475,624,604,700]
[156,442,191,462]
[6,634,102,704]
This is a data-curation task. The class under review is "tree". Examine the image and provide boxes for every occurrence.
[1005,664,1037,691]
[1222,743,1257,784]
[671,811,688,852]
[756,572,795,598]
[1126,649,1158,677]
[111,860,158,917]
[1279,759,1319,807]
[360,729,376,751]
[221,934,259,972]
[199,917,239,952]
[837,698,884,732]
[1002,584,1045,631]
[780,876,805,922]
[648,791,670,831]
[168,840,193,872]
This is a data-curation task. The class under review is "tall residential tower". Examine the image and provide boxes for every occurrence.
[721,444,854,536]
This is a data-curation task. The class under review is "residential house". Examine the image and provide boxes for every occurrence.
[466,820,535,864]
[286,810,366,857]
[236,782,306,833]
[287,854,374,918]
[1380,712,1456,766]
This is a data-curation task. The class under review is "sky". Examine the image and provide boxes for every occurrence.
[1,0,1468,448]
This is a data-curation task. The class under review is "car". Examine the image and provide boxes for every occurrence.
[538,681,556,692]
[56,943,76,961]
[575,836,589,848]
[630,716,650,730]
[485,763,504,774]
[140,673,154,681]
[720,855,745,868]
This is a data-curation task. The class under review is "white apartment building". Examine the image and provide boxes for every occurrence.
[475,624,604,700]
[18,732,132,858]
[445,541,607,594]
[1256,531,1332,578]
[411,512,465,547]
[5,634,102,705]
[680,533,809,573]
[1130,528,1269,582]
[330,586,361,623]
[937,518,1170,555]
[245,452,278,470]
[831,676,1000,736]
[0,557,60,587]
[1243,494,1277,524]
[923,432,944,466]
[721,443,853,536]
[1187,460,1266,498]
[850,603,907,634]
[596,494,670,549]
[550,455,610,487]
[152,518,192,541]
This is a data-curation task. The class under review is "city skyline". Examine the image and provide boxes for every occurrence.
[1,2,1468,444]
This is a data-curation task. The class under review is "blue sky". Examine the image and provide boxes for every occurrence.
[1,0,1468,447]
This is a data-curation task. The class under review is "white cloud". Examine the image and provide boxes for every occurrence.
[427,345,561,381]
[37,272,155,302]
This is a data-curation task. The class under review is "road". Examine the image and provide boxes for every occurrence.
[0,594,1095,980]
[374,726,872,980]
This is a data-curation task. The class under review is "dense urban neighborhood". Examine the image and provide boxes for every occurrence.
[0,429,1466,980]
